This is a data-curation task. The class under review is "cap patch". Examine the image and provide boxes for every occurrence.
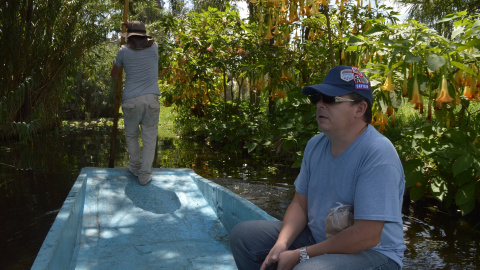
[340,69,354,82]
[340,67,370,91]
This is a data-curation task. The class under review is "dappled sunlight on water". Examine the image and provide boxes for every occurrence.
[0,122,479,269]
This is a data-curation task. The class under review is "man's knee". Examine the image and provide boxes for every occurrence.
[230,221,252,249]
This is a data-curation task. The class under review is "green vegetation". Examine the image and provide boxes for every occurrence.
[158,106,178,138]
[392,0,480,38]
[1,0,479,214]
[159,3,480,215]
[0,0,113,140]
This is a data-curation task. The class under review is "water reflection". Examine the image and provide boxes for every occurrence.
[0,123,479,269]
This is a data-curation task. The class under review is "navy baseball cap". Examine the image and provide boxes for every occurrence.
[302,66,373,103]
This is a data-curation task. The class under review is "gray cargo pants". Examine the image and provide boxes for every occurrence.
[122,94,160,184]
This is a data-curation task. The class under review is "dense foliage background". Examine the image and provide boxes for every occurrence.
[1,0,479,215]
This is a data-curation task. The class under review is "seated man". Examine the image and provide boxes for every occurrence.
[230,66,405,270]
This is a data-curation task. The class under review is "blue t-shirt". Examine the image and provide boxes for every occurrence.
[115,42,161,100]
[294,125,406,267]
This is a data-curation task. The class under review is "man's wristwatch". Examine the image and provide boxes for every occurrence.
[300,246,309,262]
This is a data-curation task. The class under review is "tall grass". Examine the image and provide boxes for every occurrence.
[158,106,177,139]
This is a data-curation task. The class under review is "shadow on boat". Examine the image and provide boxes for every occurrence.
[125,177,181,214]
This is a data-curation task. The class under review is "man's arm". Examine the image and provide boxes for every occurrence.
[111,63,122,78]
[305,219,384,257]
[276,192,309,247]
[260,192,308,270]
[271,219,384,270]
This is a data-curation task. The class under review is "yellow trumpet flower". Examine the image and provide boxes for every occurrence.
[258,13,264,23]
[465,72,474,86]
[372,111,388,132]
[265,30,274,39]
[258,25,264,36]
[386,105,394,116]
[280,0,288,13]
[435,76,453,103]
[381,73,395,91]
[455,70,465,86]
[410,77,422,106]
[273,24,282,35]
[463,85,473,100]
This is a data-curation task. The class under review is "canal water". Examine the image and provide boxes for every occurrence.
[0,120,479,269]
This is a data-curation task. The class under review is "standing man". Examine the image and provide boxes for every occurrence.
[230,66,405,269]
[111,21,161,186]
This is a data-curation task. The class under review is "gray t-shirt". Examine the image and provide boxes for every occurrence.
[294,125,406,267]
[115,42,160,100]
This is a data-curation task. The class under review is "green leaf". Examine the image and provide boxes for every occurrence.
[434,144,467,159]
[283,139,297,151]
[451,26,465,39]
[346,45,359,52]
[347,36,364,46]
[365,24,388,36]
[442,128,467,144]
[459,199,475,216]
[474,157,480,176]
[437,11,466,23]
[413,133,425,139]
[262,140,272,146]
[430,177,447,201]
[455,182,475,206]
[247,142,257,153]
[390,60,404,72]
[379,37,393,45]
[454,169,474,186]
[405,171,425,188]
[405,52,421,63]
[451,61,475,75]
[452,154,474,177]
[410,185,426,201]
[455,39,480,51]
[292,157,302,168]
[403,158,424,172]
[426,54,446,71]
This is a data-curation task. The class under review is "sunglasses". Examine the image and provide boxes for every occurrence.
[308,94,355,104]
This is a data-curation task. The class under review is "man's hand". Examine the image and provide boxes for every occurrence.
[261,243,301,270]
[261,243,287,270]
[275,249,301,270]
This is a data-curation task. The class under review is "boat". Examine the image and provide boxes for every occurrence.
[31,167,277,269]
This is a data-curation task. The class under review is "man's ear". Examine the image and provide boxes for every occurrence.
[355,101,368,118]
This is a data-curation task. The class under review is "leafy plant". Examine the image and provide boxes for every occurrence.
[0,0,111,139]
[399,124,480,215]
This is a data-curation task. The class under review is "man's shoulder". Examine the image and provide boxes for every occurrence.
[307,132,327,145]
[358,126,401,163]
[363,125,394,146]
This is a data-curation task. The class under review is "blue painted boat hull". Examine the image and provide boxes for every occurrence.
[31,168,277,270]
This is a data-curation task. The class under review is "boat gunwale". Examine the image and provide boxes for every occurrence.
[31,167,90,270]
